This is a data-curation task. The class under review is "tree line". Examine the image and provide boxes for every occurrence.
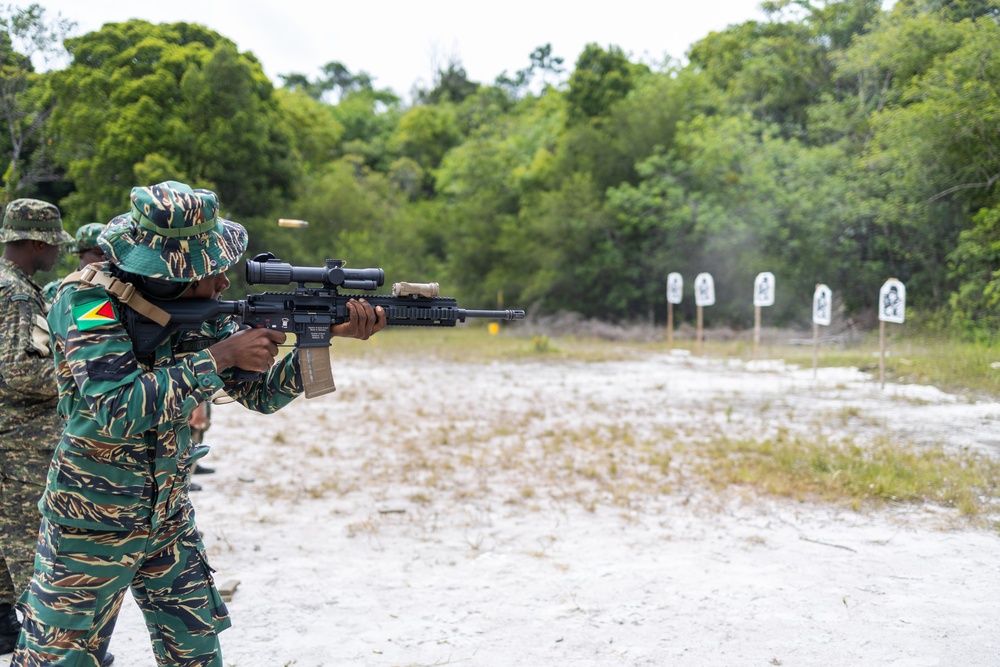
[2,0,999,338]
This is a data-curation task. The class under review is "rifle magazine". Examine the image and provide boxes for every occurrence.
[301,347,336,399]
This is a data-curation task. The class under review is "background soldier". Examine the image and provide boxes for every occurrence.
[188,400,214,491]
[0,199,73,654]
[41,222,108,303]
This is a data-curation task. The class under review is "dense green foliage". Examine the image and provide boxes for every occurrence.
[3,1,1000,337]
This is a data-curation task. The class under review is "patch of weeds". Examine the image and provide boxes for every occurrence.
[303,478,345,498]
[821,406,885,431]
[889,394,932,406]
[648,451,673,475]
[829,405,863,427]
[408,492,431,505]
[346,518,379,538]
[686,432,1000,521]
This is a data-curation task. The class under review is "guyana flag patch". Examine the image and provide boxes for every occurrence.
[72,298,118,331]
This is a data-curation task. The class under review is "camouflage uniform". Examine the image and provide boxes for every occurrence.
[13,183,305,667]
[0,200,72,615]
[42,223,108,303]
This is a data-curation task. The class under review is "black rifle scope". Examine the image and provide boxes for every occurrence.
[246,252,384,290]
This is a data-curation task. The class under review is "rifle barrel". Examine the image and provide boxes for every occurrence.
[461,309,525,321]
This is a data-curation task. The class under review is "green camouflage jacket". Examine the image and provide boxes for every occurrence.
[43,264,304,531]
[0,257,62,481]
[40,277,62,304]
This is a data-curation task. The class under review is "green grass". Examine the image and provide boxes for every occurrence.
[661,329,1000,399]
[686,430,1000,521]
[775,332,1000,398]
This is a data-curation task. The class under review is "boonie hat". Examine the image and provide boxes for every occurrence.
[73,222,107,254]
[0,198,73,245]
[99,181,247,281]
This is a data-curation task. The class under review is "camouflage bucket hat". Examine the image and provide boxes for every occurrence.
[99,181,247,281]
[0,198,73,245]
[73,222,107,253]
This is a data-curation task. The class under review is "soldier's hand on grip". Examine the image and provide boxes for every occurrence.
[209,328,286,372]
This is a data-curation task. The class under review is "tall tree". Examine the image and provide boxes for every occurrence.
[278,60,375,102]
[859,17,1000,304]
[495,43,566,99]
[0,3,74,200]
[565,43,645,125]
[46,20,294,221]
[416,57,480,105]
[689,19,830,134]
[388,103,461,195]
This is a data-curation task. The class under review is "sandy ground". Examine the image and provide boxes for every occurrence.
[5,346,1000,666]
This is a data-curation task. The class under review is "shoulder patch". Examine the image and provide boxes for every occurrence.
[72,297,119,331]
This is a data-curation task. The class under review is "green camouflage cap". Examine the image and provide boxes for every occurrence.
[99,181,247,281]
[0,198,73,245]
[73,222,107,254]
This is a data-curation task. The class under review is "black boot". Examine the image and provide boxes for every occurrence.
[0,602,21,654]
[99,650,115,666]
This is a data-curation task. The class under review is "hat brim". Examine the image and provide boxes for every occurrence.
[0,228,74,245]
[99,213,248,281]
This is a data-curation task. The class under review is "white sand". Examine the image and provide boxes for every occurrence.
[7,348,1000,666]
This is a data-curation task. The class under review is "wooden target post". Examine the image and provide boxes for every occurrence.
[879,320,886,388]
[697,306,703,355]
[753,306,761,358]
[668,303,674,349]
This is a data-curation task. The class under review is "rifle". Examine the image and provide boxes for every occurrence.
[122,253,525,398]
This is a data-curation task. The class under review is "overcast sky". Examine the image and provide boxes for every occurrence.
[33,0,769,101]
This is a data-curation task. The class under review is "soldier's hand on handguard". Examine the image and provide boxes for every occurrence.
[209,328,286,373]
[332,298,385,341]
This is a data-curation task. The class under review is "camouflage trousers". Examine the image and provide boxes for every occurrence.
[0,452,50,607]
[12,504,231,667]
